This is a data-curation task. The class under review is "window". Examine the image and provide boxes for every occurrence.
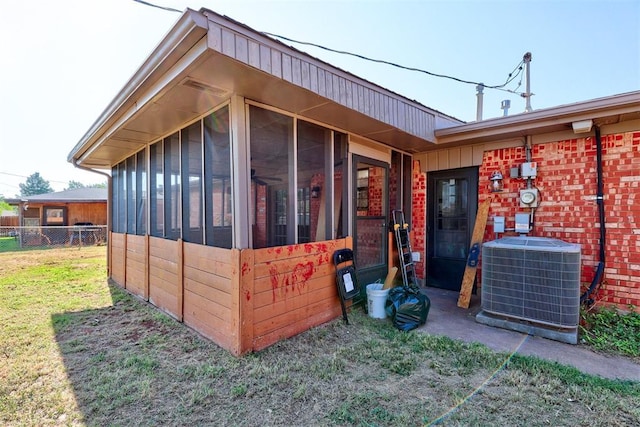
[356,168,369,213]
[136,149,147,235]
[297,120,329,243]
[149,141,164,237]
[126,156,136,234]
[43,207,67,226]
[249,105,342,248]
[112,161,126,233]
[111,164,119,232]
[250,106,292,248]
[164,132,181,240]
[204,106,232,248]
[181,121,203,244]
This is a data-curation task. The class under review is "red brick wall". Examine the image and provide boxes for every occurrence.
[411,160,427,280]
[477,131,640,311]
[367,167,384,216]
[253,183,267,248]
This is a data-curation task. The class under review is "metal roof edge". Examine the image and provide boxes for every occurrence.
[434,90,640,141]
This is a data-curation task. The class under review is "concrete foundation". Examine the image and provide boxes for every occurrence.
[475,310,578,345]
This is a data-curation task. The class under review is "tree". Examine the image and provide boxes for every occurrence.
[19,172,53,196]
[0,198,14,214]
[65,180,107,190]
[66,180,85,190]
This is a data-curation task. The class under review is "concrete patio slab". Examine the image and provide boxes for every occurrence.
[417,287,640,382]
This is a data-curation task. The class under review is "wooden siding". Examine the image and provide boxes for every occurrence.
[110,232,351,355]
[418,139,523,173]
[248,238,349,352]
[125,234,147,299]
[110,232,126,286]
[182,242,237,352]
[67,202,107,225]
[148,237,182,320]
[207,18,436,140]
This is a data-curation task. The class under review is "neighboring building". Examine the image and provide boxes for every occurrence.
[68,8,639,354]
[17,187,108,227]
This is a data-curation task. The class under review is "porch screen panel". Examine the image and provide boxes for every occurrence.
[111,164,119,232]
[115,161,126,233]
[249,106,292,249]
[181,121,203,244]
[334,132,348,239]
[204,106,232,248]
[297,120,328,243]
[126,156,136,234]
[135,150,147,236]
[164,133,181,240]
[149,141,164,237]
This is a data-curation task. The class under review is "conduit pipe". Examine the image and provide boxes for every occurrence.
[581,126,605,304]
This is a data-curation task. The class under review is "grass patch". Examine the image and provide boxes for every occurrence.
[1,247,639,426]
[581,306,640,358]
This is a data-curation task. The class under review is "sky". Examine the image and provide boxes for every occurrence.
[1,0,638,198]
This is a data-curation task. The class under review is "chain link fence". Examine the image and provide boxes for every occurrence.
[0,225,107,252]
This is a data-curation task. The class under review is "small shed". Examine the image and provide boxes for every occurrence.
[18,187,108,227]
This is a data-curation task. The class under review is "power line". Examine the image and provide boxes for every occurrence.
[133,0,526,94]
[263,31,525,92]
[0,171,68,185]
[132,0,181,13]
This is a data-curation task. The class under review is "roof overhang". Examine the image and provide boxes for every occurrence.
[434,91,640,147]
[69,8,462,169]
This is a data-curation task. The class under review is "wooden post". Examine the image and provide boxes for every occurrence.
[144,234,150,301]
[177,239,184,321]
[122,234,127,290]
[457,197,492,308]
[237,248,254,356]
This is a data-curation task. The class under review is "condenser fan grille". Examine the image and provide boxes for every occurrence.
[481,237,581,329]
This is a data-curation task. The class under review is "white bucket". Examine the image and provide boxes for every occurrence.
[366,283,390,319]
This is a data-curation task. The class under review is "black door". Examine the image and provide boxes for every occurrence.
[427,167,478,290]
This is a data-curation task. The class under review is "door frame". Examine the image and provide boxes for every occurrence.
[426,166,479,290]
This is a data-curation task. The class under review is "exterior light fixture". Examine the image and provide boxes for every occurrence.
[311,186,321,198]
[572,119,593,134]
[489,171,503,192]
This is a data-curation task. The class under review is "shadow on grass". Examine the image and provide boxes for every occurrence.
[51,284,236,426]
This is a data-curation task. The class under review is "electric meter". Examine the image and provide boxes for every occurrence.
[519,188,539,207]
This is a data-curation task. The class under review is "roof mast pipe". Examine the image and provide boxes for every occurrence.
[523,52,533,112]
[476,83,485,121]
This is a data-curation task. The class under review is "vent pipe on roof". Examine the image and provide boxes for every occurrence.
[523,52,533,112]
[475,83,484,121]
[501,99,511,116]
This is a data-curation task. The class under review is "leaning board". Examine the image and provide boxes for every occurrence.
[457,196,492,308]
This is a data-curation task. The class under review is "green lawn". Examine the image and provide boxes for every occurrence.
[0,236,19,252]
[1,247,639,426]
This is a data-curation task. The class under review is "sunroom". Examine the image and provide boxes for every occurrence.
[68,7,460,355]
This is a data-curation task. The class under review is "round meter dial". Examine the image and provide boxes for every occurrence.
[520,191,536,204]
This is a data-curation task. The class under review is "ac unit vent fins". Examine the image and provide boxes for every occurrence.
[481,236,581,329]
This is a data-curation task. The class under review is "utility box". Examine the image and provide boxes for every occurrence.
[494,216,505,233]
[520,162,537,178]
[515,213,530,233]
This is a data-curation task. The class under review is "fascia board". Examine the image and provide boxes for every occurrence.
[435,91,640,144]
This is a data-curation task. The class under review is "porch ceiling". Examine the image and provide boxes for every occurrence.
[70,8,452,170]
